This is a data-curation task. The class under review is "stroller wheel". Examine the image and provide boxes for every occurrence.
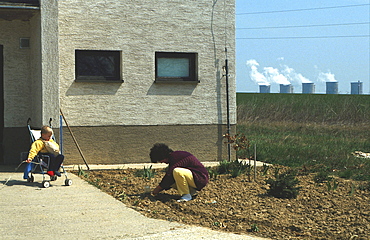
[27,175,34,182]
[65,179,73,186]
[42,180,50,188]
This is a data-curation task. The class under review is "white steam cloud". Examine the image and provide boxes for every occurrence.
[318,71,337,82]
[246,59,269,86]
[282,66,312,84]
[264,67,290,85]
[246,59,311,86]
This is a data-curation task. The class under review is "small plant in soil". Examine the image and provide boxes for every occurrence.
[261,163,270,176]
[207,167,219,179]
[266,169,301,199]
[77,165,88,178]
[326,178,339,192]
[313,171,332,184]
[135,165,156,180]
[216,159,251,178]
[250,223,259,232]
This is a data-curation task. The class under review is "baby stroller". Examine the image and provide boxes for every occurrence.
[22,118,72,188]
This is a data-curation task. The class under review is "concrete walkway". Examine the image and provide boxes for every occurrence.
[0,162,269,240]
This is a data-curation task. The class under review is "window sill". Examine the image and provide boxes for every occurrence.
[75,79,124,83]
[154,79,199,84]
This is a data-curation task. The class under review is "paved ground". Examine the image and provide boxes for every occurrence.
[0,162,269,240]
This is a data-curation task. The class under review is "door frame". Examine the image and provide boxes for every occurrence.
[0,45,3,164]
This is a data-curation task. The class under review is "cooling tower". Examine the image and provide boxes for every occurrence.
[259,84,271,93]
[326,82,338,94]
[280,84,293,93]
[302,83,315,94]
[351,81,363,95]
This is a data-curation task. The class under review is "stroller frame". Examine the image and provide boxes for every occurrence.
[23,118,72,188]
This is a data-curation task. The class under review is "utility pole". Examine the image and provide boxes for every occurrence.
[225,47,231,161]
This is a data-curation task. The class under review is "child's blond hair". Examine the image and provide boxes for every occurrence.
[41,126,53,135]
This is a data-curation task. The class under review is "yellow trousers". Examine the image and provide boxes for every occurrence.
[172,167,196,195]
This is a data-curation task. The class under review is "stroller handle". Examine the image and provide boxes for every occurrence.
[27,118,53,127]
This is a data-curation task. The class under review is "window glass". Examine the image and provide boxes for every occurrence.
[157,58,189,77]
[75,50,121,81]
[155,52,198,82]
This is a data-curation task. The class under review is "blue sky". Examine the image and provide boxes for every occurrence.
[235,1,370,94]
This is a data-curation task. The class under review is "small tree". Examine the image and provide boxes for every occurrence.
[223,133,250,160]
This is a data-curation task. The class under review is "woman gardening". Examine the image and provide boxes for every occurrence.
[150,143,209,202]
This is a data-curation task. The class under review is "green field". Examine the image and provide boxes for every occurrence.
[236,93,370,181]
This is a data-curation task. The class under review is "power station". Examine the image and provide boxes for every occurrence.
[257,81,364,95]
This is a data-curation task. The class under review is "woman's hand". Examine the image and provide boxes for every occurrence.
[152,185,163,195]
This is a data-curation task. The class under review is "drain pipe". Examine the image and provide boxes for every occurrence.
[224,48,231,162]
[0,5,39,10]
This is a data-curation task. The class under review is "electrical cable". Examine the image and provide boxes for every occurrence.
[236,35,370,40]
[236,22,370,30]
[235,4,369,40]
[236,3,370,15]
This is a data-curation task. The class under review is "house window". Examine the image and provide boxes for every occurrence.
[75,50,122,82]
[155,52,198,82]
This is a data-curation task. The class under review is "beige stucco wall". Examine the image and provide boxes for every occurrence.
[0,20,33,127]
[58,0,236,127]
[40,0,60,125]
[0,11,42,164]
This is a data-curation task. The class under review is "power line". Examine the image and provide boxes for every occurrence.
[236,3,370,15]
[236,35,370,40]
[236,22,370,30]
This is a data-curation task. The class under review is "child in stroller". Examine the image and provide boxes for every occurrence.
[25,125,64,178]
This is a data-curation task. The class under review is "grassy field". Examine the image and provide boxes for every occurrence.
[236,93,370,181]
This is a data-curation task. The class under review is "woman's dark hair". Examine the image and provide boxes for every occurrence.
[149,143,173,163]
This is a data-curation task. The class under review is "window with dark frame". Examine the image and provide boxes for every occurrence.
[75,50,121,82]
[155,52,198,82]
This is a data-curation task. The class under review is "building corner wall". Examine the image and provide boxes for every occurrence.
[40,0,59,126]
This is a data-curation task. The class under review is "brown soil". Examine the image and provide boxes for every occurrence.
[74,166,370,240]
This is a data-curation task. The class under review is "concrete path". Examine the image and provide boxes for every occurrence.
[0,163,269,240]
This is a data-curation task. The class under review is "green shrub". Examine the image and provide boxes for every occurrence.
[217,159,231,174]
[207,167,219,179]
[216,159,251,178]
[266,169,301,199]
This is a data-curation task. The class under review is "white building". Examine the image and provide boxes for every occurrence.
[0,0,236,165]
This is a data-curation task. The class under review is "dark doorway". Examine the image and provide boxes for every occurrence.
[0,45,3,164]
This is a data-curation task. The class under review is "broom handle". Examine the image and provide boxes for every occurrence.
[60,109,90,170]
